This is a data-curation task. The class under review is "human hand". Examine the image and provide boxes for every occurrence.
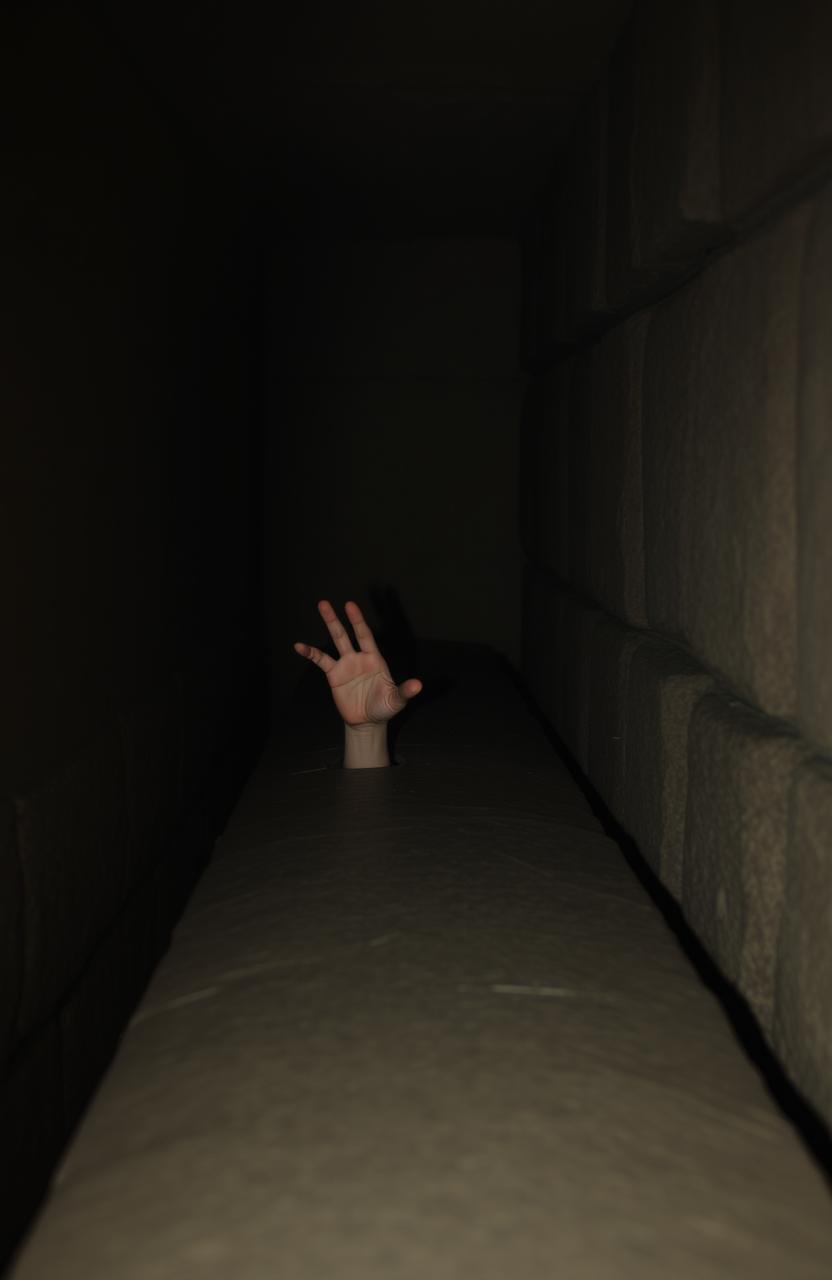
[294,599,422,728]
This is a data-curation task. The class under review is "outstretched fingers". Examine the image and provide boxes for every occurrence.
[293,641,335,674]
[317,599,354,657]
[344,600,380,654]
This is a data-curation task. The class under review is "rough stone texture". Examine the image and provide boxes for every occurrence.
[773,756,832,1125]
[14,725,130,1039]
[537,362,571,579]
[721,0,832,223]
[586,619,648,824]
[683,691,806,1033]
[565,84,609,333]
[569,314,648,625]
[797,183,832,752]
[12,649,832,1279]
[630,0,723,270]
[642,201,811,718]
[0,797,23,1068]
[560,599,602,771]
[622,642,713,897]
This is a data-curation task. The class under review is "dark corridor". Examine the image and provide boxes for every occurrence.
[4,2,832,1275]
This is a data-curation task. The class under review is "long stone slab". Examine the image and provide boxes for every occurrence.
[11,650,832,1278]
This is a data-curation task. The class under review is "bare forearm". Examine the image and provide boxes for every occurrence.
[343,721,390,768]
[295,600,420,769]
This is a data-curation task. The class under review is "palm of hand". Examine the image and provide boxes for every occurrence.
[293,599,422,729]
[327,651,399,725]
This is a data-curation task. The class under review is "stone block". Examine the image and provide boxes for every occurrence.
[586,619,648,823]
[565,84,609,333]
[797,183,832,752]
[643,201,812,718]
[773,756,832,1126]
[622,642,713,897]
[561,598,603,772]
[721,0,832,222]
[630,0,723,270]
[15,725,130,1038]
[683,691,805,1031]
[119,679,183,882]
[0,798,23,1070]
[569,314,648,625]
[60,875,161,1132]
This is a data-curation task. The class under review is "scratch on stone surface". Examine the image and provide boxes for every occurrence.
[491,984,616,1001]
[492,850,547,876]
[369,932,398,947]
[288,766,329,775]
[131,987,220,1025]
[215,958,311,982]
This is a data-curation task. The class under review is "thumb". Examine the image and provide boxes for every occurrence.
[398,678,422,701]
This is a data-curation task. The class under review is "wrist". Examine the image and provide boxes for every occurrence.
[343,720,390,769]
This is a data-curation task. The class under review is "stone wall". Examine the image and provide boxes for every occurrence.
[0,3,266,1259]
[522,0,832,1128]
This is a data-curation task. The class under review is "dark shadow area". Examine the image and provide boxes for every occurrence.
[367,584,474,758]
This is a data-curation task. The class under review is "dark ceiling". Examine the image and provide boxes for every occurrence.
[88,0,630,234]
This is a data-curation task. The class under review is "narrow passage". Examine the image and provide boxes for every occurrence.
[13,647,832,1279]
